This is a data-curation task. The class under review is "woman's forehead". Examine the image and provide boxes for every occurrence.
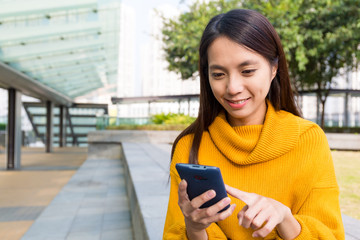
[207,37,266,67]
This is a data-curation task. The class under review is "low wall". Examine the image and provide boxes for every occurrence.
[88,130,176,240]
[326,133,360,151]
[88,130,179,145]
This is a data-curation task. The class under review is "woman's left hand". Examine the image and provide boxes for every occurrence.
[225,184,301,239]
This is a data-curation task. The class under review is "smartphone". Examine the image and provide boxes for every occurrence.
[175,163,230,212]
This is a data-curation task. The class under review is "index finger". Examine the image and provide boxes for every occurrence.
[225,184,252,205]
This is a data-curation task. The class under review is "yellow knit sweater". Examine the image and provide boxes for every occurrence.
[163,103,345,240]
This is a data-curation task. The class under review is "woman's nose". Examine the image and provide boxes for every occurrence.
[226,75,244,95]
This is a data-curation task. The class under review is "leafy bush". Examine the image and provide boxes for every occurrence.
[151,113,173,124]
[151,113,196,125]
[106,113,196,131]
[0,123,6,131]
[324,127,360,134]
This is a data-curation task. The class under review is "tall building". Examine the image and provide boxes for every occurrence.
[117,4,200,118]
[142,4,200,97]
[117,3,136,98]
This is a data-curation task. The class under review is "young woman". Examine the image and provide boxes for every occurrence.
[163,9,344,240]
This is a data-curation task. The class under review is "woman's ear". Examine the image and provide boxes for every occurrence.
[271,63,278,81]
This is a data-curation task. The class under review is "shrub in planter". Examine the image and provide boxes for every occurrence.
[0,123,6,131]
[324,126,360,134]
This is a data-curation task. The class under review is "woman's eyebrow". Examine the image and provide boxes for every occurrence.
[209,60,259,71]
[209,64,226,71]
[238,60,259,67]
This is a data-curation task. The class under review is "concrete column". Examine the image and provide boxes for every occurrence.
[59,105,66,147]
[316,95,321,125]
[188,98,191,116]
[7,88,22,169]
[344,92,349,127]
[46,101,54,153]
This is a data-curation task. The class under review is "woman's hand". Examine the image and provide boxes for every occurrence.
[225,185,301,239]
[178,179,236,240]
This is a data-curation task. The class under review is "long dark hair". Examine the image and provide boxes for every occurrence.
[171,9,301,164]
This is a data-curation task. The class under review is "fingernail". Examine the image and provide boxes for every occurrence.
[223,197,230,204]
[252,233,259,238]
[207,190,215,198]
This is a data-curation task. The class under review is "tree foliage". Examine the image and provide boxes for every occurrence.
[161,0,360,127]
[243,0,360,127]
[161,0,241,80]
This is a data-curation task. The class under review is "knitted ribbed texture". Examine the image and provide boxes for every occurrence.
[163,102,345,240]
[208,103,300,165]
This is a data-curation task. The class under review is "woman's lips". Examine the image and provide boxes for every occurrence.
[226,97,250,109]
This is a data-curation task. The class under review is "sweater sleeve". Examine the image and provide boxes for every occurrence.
[273,125,345,240]
[163,135,228,240]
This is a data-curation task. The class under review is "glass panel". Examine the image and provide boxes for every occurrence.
[77,137,87,142]
[33,116,46,124]
[28,107,46,114]
[71,117,96,124]
[73,127,96,134]
[53,126,59,134]
[0,0,120,99]
[37,126,46,134]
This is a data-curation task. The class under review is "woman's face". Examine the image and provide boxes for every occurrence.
[207,36,277,126]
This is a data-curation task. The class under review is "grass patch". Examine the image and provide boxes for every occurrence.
[332,150,360,220]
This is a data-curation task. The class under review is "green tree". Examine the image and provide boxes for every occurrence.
[243,0,360,128]
[161,0,240,80]
[161,0,360,128]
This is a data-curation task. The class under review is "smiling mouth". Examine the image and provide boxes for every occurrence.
[227,97,250,104]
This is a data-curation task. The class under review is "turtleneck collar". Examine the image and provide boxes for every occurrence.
[208,101,300,165]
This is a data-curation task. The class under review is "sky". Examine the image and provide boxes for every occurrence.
[122,0,189,41]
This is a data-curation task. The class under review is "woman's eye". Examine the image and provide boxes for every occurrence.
[211,73,224,78]
[242,69,256,74]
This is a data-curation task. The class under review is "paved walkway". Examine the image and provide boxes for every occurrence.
[22,157,132,240]
[0,147,87,240]
[0,147,133,240]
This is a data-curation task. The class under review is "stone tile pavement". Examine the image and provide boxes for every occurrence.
[0,147,87,240]
[21,157,133,240]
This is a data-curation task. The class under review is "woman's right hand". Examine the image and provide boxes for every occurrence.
[178,179,236,239]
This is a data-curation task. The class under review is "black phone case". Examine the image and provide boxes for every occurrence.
[175,163,230,211]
